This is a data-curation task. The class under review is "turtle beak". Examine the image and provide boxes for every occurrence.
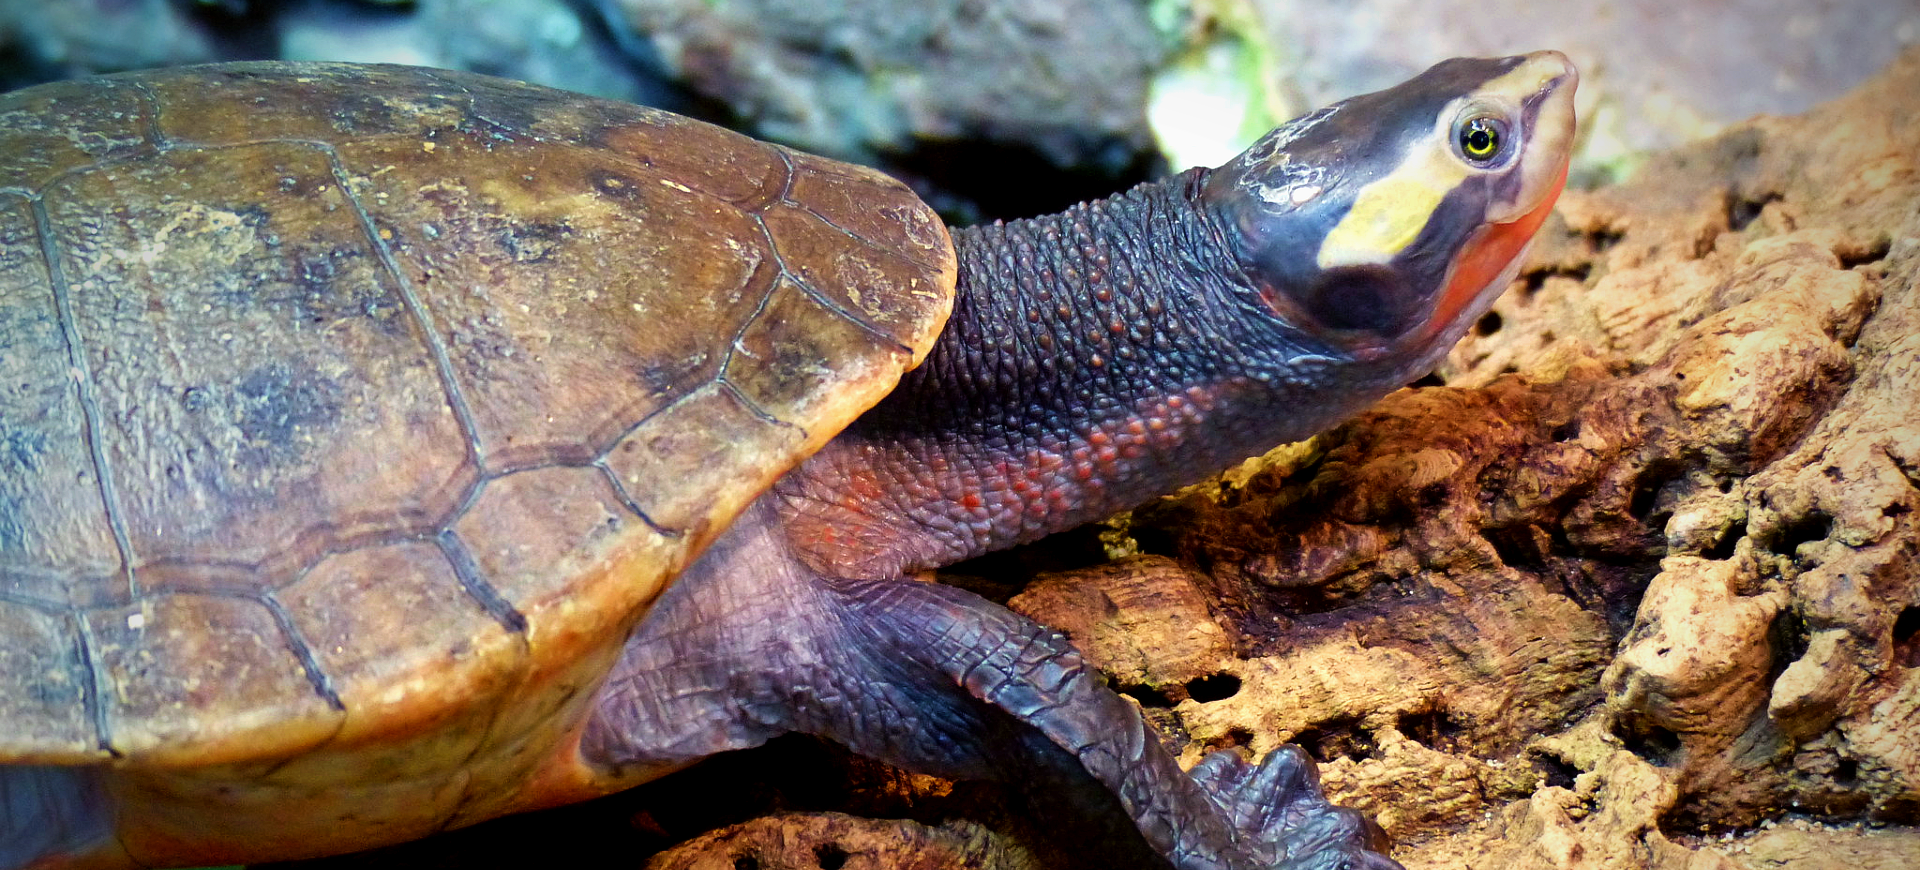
[1420,52,1578,346]
[1491,51,1578,225]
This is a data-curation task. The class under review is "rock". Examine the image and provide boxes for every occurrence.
[0,0,226,88]
[1719,817,1920,869]
[587,0,1172,173]
[0,0,671,106]
[1010,555,1233,692]
[279,0,663,105]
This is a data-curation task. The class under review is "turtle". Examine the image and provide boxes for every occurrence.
[0,52,1576,870]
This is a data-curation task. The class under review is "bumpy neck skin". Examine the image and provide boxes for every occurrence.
[774,170,1403,580]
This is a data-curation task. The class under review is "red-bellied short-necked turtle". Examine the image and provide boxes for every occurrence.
[0,52,1576,870]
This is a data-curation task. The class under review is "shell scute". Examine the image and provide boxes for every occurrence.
[0,62,956,782]
[0,79,153,192]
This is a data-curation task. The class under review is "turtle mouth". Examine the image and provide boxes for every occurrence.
[1416,52,1577,347]
[1420,159,1566,346]
[1493,52,1579,225]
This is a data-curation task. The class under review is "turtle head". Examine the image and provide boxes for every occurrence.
[1201,50,1577,380]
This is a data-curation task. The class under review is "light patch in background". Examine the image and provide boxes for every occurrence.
[1145,0,1294,172]
[1234,0,1919,185]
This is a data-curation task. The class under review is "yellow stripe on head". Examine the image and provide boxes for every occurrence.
[1317,146,1469,267]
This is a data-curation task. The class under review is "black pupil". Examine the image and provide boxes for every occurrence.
[1463,120,1498,157]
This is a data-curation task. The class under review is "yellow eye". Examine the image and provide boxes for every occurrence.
[1456,116,1506,165]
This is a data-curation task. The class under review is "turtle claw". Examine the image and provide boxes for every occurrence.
[1192,746,1403,870]
[802,574,1400,870]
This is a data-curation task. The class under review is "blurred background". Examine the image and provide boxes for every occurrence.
[2,0,1915,225]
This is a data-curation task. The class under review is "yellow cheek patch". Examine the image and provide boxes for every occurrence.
[1317,144,1469,268]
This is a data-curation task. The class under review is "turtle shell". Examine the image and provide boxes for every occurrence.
[0,61,953,816]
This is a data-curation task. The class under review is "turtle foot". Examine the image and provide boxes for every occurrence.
[1186,746,1402,870]
[0,765,113,870]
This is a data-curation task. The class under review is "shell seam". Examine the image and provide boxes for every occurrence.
[68,611,114,757]
[125,81,166,151]
[314,144,535,637]
[590,460,676,537]
[435,529,528,634]
[751,151,915,357]
[316,144,488,467]
[26,197,140,604]
[258,592,346,712]
[17,92,140,756]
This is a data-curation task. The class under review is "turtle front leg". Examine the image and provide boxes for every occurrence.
[0,765,119,869]
[582,501,1397,870]
[821,576,1399,870]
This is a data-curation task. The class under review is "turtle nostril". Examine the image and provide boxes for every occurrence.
[1534,50,1578,90]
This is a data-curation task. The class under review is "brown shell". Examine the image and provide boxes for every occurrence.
[0,63,955,781]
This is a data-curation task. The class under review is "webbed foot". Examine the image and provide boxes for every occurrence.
[822,576,1401,870]
[1188,747,1400,870]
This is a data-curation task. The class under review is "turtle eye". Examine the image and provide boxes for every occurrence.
[1454,115,1509,166]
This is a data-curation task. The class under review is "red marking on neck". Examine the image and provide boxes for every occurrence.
[1428,162,1568,340]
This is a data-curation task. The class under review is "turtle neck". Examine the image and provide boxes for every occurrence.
[771,169,1373,580]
